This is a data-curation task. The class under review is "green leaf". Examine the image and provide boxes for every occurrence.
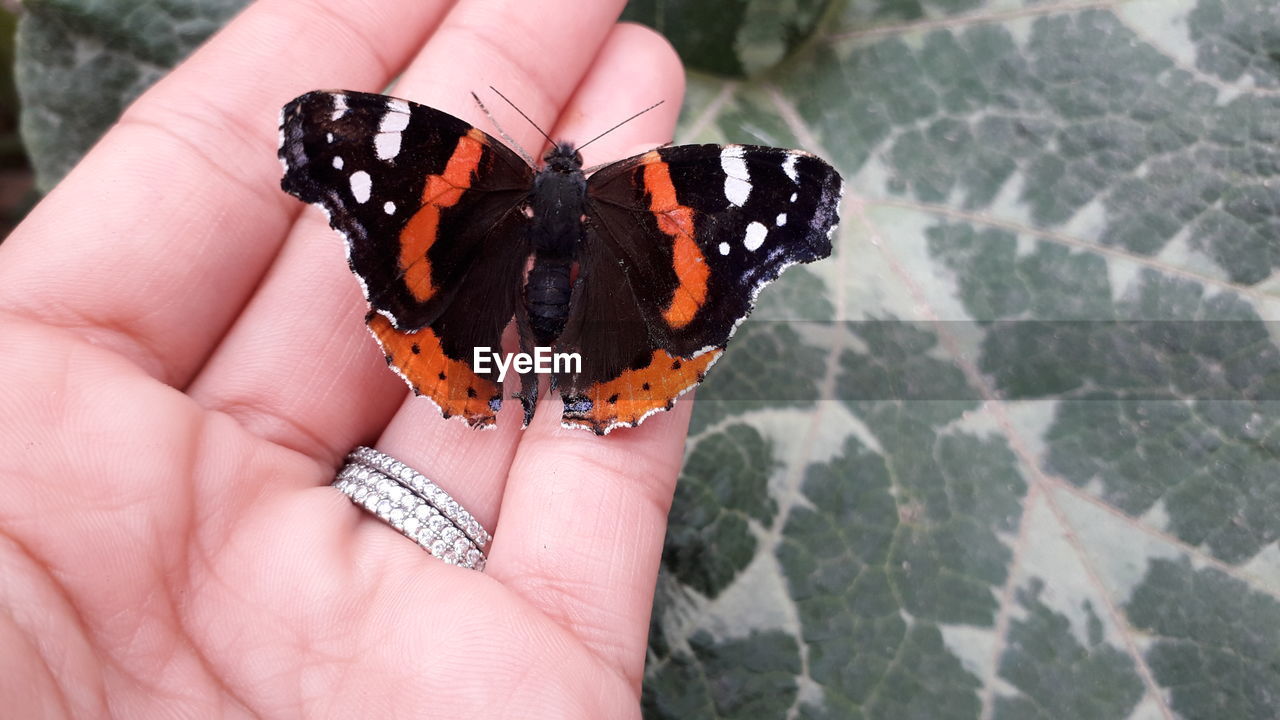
[15,0,1280,717]
[1126,558,1280,719]
[776,433,1005,715]
[649,0,1280,718]
[644,630,803,719]
[994,579,1145,720]
[16,0,251,191]
[621,0,832,77]
[664,424,779,597]
[837,0,988,29]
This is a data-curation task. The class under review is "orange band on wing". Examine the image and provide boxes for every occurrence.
[398,130,486,303]
[367,313,501,428]
[643,152,708,328]
[563,347,722,433]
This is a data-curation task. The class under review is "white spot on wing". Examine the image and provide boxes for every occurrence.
[720,146,751,207]
[380,101,411,132]
[782,153,799,182]
[350,171,372,203]
[375,132,401,160]
[384,201,396,215]
[277,108,290,173]
[725,176,751,207]
[718,241,730,255]
[331,94,348,121]
[790,192,798,202]
[375,100,410,161]
[744,221,767,251]
[332,156,344,170]
[326,132,334,143]
[776,213,787,226]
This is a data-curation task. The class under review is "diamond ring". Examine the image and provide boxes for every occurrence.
[333,447,489,570]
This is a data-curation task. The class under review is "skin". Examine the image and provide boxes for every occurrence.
[0,0,689,717]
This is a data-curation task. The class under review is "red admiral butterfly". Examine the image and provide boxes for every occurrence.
[279,90,842,435]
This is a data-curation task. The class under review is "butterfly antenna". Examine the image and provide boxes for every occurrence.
[575,100,665,153]
[471,91,536,165]
[489,86,555,147]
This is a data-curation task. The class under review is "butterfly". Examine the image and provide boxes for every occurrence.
[278,90,842,435]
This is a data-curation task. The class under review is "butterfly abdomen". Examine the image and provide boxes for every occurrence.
[526,258,572,345]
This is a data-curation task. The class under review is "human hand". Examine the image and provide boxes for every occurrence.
[0,1,686,716]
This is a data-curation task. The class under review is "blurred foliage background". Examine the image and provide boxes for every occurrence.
[0,3,34,238]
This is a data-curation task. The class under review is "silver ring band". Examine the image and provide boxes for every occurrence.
[333,448,489,571]
[348,446,492,550]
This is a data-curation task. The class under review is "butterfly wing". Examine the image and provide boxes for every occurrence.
[556,144,843,434]
[280,90,534,427]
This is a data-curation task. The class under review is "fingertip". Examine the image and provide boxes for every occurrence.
[611,21,687,105]
[556,22,687,161]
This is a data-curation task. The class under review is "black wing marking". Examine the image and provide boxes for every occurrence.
[280,90,533,331]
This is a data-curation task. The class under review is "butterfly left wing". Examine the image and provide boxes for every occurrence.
[555,144,843,434]
[279,90,534,428]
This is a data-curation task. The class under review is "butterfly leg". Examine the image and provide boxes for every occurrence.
[513,303,540,427]
[515,360,539,427]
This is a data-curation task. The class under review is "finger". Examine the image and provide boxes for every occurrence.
[0,0,456,386]
[479,23,688,688]
[188,0,633,468]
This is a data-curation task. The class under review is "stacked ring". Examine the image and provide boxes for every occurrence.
[333,447,489,571]
[348,446,491,550]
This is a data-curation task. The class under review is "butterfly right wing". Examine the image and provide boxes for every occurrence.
[279,90,534,427]
[553,144,841,434]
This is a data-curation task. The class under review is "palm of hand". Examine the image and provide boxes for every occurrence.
[0,2,687,717]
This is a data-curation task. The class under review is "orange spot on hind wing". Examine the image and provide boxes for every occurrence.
[562,347,722,433]
[367,313,501,427]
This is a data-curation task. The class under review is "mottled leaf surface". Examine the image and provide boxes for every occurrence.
[643,0,1280,718]
[16,0,250,190]
[14,0,1280,718]
[621,0,832,77]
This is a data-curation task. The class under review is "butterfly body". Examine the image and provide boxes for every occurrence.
[525,142,587,347]
[279,90,843,435]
